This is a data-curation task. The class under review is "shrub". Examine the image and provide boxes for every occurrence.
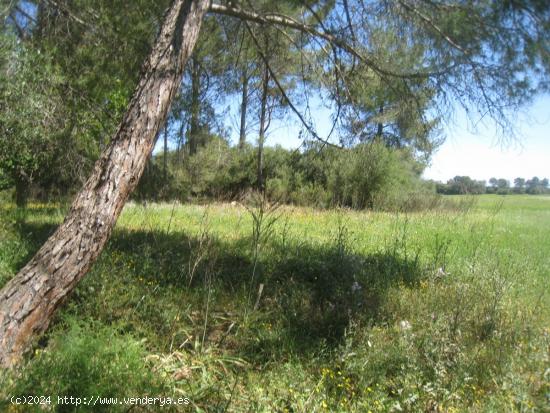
[326,142,427,210]
[134,139,434,211]
[3,319,168,412]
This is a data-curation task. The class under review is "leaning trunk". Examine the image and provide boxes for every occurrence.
[0,0,209,368]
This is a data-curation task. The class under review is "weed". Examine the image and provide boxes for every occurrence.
[0,195,548,411]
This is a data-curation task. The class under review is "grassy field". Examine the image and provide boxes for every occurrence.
[0,194,548,412]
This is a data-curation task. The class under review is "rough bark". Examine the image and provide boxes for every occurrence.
[0,0,209,368]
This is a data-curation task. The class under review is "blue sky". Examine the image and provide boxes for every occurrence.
[423,95,550,183]
[157,91,548,185]
[16,0,550,185]
[221,92,549,184]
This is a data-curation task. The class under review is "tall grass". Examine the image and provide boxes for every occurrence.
[0,194,548,411]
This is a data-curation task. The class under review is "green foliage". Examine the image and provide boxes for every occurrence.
[0,32,67,204]
[437,176,487,195]
[438,176,550,196]
[337,22,442,157]
[326,142,428,209]
[0,196,548,411]
[33,0,169,122]
[139,140,433,211]
[2,319,168,412]
[0,0,171,203]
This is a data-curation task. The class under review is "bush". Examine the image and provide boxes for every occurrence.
[3,319,168,412]
[133,139,434,211]
[326,142,427,210]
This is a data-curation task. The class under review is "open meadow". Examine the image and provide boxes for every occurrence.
[0,194,548,412]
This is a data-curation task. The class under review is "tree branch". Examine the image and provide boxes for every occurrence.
[398,0,468,56]
[244,21,342,149]
[209,3,446,80]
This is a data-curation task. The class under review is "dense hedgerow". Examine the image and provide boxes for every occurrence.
[134,138,435,211]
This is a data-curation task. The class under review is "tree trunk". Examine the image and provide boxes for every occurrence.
[239,67,248,150]
[14,176,29,208]
[177,118,186,164]
[163,124,169,183]
[0,0,209,368]
[257,62,269,193]
[376,103,383,139]
[189,55,201,155]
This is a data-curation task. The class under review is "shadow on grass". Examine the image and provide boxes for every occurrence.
[13,220,424,359]
[9,222,58,272]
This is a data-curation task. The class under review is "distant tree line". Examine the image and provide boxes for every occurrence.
[436,176,549,195]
